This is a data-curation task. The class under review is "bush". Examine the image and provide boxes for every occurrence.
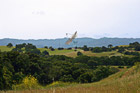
[109,67,119,74]
[42,50,49,56]
[12,75,40,90]
[59,75,74,82]
[77,51,83,56]
[7,43,13,48]
[58,47,64,50]
[67,48,72,50]
[44,46,48,49]
[78,72,93,83]
[118,66,124,68]
[51,48,55,51]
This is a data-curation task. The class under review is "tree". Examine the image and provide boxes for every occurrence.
[49,46,53,49]
[67,48,72,50]
[118,47,125,53]
[135,45,140,51]
[51,48,55,51]
[129,42,139,48]
[92,66,110,82]
[7,43,13,48]
[13,72,25,84]
[108,44,113,48]
[44,46,48,49]
[74,55,90,64]
[87,60,97,69]
[77,51,83,56]
[82,45,89,51]
[92,47,102,53]
[1,66,13,90]
[59,75,74,82]
[49,46,55,51]
[102,46,108,52]
[25,43,37,51]
[42,50,49,56]
[78,72,93,83]
[58,47,64,50]
[30,49,41,55]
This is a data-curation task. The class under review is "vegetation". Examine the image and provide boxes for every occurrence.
[0,42,140,92]
[43,63,140,93]
[7,43,13,48]
[2,63,140,93]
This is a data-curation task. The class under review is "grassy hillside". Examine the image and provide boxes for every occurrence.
[44,65,140,93]
[0,46,132,57]
[4,64,140,93]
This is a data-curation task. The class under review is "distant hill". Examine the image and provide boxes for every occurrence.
[1,37,140,48]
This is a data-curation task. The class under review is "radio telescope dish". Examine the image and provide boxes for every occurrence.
[65,31,77,45]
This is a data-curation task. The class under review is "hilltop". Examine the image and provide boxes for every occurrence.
[1,37,140,48]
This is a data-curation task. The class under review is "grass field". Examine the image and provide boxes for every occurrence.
[39,48,79,57]
[81,50,122,57]
[0,46,13,52]
[39,48,131,57]
[0,46,132,57]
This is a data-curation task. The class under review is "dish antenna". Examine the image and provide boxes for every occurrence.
[65,31,77,45]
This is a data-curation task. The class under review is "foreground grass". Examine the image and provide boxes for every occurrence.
[3,65,140,93]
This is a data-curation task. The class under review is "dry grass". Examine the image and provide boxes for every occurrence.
[43,66,140,93]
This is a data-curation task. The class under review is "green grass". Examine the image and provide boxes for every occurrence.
[39,48,74,55]
[0,46,13,52]
[81,50,132,57]
[39,48,133,58]
[119,45,129,47]
[39,48,78,57]
[0,46,133,57]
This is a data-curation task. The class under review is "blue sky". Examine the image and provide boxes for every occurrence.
[0,0,140,39]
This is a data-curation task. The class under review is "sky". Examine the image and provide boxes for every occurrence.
[0,0,140,39]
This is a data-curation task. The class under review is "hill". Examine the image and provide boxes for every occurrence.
[0,46,131,57]
[44,64,140,93]
[4,64,140,93]
[1,37,140,48]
